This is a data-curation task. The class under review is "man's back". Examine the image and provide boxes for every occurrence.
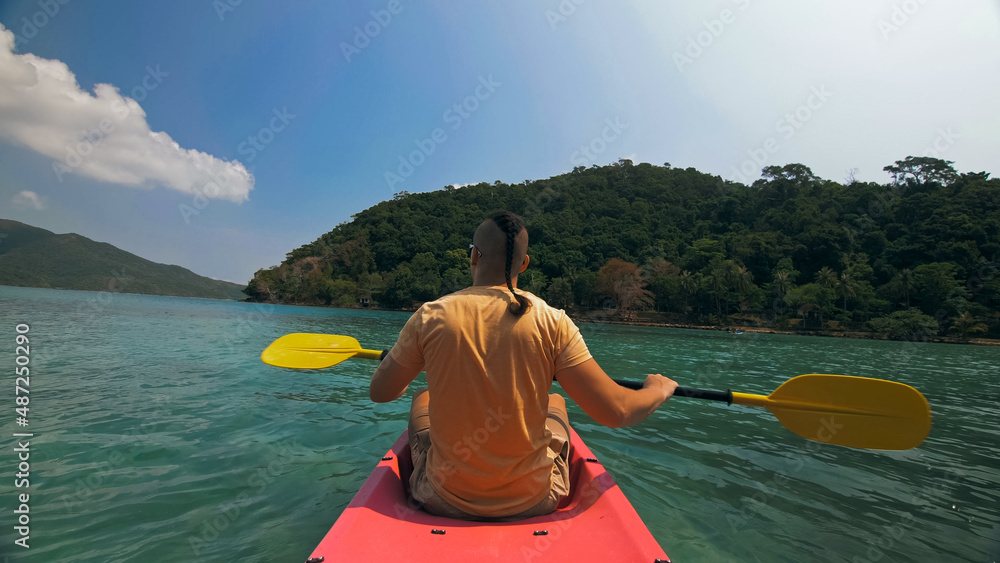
[390,286,590,517]
[369,211,676,520]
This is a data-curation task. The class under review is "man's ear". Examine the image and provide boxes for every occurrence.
[519,254,530,273]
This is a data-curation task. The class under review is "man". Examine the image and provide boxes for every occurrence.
[370,211,676,520]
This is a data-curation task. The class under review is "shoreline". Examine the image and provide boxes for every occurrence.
[572,316,1000,347]
[242,296,1000,347]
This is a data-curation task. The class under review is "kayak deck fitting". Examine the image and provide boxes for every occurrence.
[305,427,670,562]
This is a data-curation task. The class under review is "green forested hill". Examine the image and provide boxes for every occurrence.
[246,157,1000,339]
[0,219,246,300]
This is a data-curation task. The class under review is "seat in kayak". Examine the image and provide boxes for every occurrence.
[305,427,670,562]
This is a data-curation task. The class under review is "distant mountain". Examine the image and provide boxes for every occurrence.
[0,219,246,300]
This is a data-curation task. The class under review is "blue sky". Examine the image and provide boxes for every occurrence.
[1,1,998,283]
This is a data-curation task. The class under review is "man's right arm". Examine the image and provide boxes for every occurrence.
[556,358,677,428]
[369,352,422,403]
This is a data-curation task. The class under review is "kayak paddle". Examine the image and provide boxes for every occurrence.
[261,333,385,369]
[614,376,931,450]
[261,333,931,450]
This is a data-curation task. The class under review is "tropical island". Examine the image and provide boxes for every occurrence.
[244,157,999,344]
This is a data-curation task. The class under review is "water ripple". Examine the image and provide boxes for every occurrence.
[2,287,997,562]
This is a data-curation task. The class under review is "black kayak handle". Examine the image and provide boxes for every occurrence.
[612,379,733,405]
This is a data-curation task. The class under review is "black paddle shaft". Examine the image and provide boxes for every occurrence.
[612,379,733,405]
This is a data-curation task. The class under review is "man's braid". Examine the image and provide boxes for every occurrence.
[490,211,530,317]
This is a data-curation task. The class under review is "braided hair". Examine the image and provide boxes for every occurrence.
[489,211,531,316]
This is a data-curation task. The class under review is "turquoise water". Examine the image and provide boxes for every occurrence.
[0,286,997,562]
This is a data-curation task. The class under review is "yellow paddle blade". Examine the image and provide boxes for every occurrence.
[732,374,931,450]
[261,333,364,369]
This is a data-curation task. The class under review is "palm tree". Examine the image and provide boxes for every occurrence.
[773,271,792,296]
[735,266,754,295]
[815,266,837,290]
[838,272,859,311]
[679,270,698,316]
[708,268,728,319]
[734,266,755,312]
[887,269,916,308]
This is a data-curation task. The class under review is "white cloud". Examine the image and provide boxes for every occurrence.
[0,24,253,203]
[12,190,45,210]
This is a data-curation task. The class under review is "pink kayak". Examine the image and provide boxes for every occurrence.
[304,427,670,562]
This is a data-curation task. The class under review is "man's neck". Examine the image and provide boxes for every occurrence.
[472,275,518,288]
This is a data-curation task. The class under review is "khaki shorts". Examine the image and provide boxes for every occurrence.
[407,391,571,521]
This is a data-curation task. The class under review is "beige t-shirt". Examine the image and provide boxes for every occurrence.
[390,285,592,516]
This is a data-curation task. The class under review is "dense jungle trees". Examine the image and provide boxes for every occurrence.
[245,157,999,339]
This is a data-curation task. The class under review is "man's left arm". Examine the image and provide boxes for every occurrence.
[370,352,422,403]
